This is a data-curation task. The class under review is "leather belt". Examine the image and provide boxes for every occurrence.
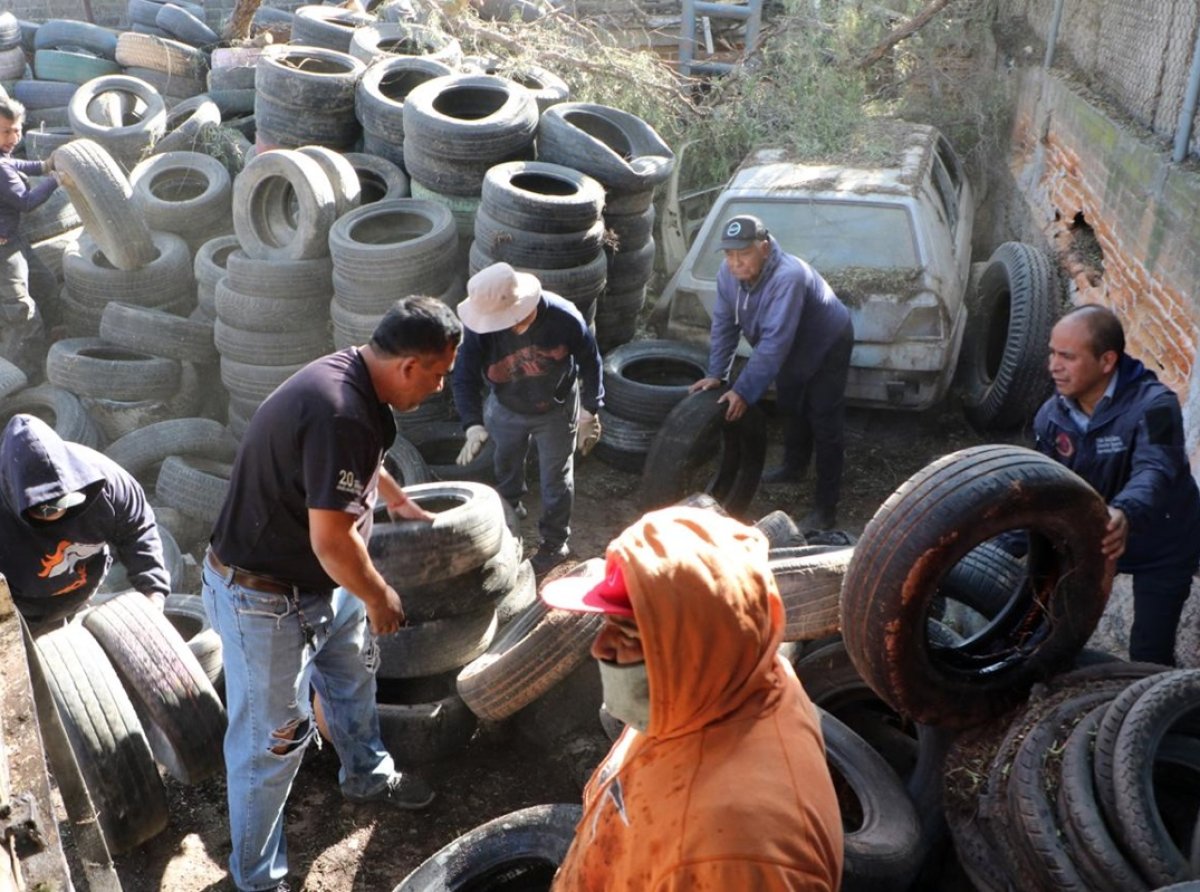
[205,549,294,597]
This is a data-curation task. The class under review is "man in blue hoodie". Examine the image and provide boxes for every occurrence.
[690,215,853,532]
[1035,304,1200,664]
[0,413,170,624]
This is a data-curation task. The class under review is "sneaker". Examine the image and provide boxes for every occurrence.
[531,543,570,577]
[510,500,528,520]
[344,771,435,810]
[798,507,837,533]
[761,465,804,485]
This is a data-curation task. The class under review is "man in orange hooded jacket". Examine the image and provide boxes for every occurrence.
[541,506,843,891]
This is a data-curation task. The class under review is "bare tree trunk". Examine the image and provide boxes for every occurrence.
[856,0,957,69]
[224,0,264,42]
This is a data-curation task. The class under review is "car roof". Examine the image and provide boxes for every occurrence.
[727,119,940,199]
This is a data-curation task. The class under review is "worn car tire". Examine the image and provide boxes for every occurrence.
[377,604,498,680]
[232,148,338,260]
[537,102,675,193]
[100,301,218,364]
[602,338,708,425]
[840,444,1113,728]
[47,337,182,401]
[960,242,1059,433]
[638,387,766,517]
[480,160,604,235]
[375,671,478,764]
[104,416,235,480]
[155,454,232,523]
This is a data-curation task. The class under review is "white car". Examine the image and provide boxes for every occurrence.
[651,120,976,412]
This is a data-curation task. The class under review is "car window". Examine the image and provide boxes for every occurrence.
[693,199,919,279]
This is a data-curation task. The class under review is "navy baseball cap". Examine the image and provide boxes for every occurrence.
[718,214,769,250]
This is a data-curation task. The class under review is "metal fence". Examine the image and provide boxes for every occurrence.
[998,0,1200,160]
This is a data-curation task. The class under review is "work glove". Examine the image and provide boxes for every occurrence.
[456,424,489,465]
[576,410,601,456]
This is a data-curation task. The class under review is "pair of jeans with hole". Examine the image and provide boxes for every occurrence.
[201,565,393,892]
[485,390,577,550]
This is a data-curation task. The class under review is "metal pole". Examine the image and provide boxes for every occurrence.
[1043,0,1065,69]
[1173,21,1200,162]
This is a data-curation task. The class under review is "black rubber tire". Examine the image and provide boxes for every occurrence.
[219,356,305,402]
[638,387,767,518]
[47,337,182,401]
[52,138,156,270]
[344,151,411,203]
[104,416,235,480]
[82,591,226,784]
[392,803,581,891]
[21,182,81,242]
[840,444,1113,728]
[375,671,478,764]
[378,604,498,680]
[194,233,240,291]
[114,29,207,76]
[1112,670,1200,885]
[296,145,362,220]
[960,242,1060,433]
[605,237,656,294]
[34,48,121,84]
[456,600,603,722]
[224,249,333,300]
[368,481,506,584]
[603,204,656,251]
[402,421,496,485]
[213,318,330,366]
[937,539,1026,620]
[163,593,224,686]
[24,127,76,163]
[154,454,232,523]
[0,383,102,448]
[291,4,373,53]
[63,230,194,313]
[150,96,223,156]
[34,19,118,57]
[34,622,169,854]
[1007,690,1118,891]
[754,509,804,548]
[772,547,854,642]
[821,708,924,892]
[14,79,79,110]
[589,408,654,473]
[155,2,219,47]
[214,279,330,333]
[328,198,458,302]
[480,160,604,234]
[355,54,454,144]
[349,21,462,67]
[67,74,167,170]
[384,433,434,487]
[495,559,537,627]
[602,338,709,425]
[536,101,675,193]
[386,526,521,622]
[469,241,607,309]
[472,206,604,271]
[232,148,338,261]
[0,357,26,401]
[100,301,218,364]
[1056,704,1150,892]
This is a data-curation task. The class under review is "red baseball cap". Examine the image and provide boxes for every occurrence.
[539,556,634,618]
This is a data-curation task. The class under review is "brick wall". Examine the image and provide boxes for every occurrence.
[1007,67,1200,459]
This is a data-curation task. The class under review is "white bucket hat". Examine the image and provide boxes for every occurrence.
[457,262,542,334]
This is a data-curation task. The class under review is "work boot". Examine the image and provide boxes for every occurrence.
[510,500,528,520]
[531,542,570,577]
[761,464,804,485]
[344,771,435,810]
[798,506,837,533]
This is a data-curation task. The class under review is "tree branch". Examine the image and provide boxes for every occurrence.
[856,0,957,70]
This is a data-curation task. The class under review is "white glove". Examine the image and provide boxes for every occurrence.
[457,425,489,465]
[576,410,601,456]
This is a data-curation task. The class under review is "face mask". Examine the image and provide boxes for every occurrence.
[598,659,651,733]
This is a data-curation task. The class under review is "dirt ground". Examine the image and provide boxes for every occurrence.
[98,396,994,892]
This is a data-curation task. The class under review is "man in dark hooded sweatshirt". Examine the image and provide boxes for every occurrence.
[0,413,170,624]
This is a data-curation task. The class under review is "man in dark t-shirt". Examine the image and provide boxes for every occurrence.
[202,296,461,892]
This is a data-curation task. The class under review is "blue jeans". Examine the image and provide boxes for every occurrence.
[201,563,393,891]
[484,392,577,549]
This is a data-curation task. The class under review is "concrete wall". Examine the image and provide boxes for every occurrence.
[8,0,235,29]
[1000,66,1200,458]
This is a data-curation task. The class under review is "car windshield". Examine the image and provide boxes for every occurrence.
[693,199,919,279]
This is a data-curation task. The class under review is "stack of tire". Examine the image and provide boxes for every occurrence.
[216,147,350,438]
[469,161,606,329]
[54,139,195,341]
[207,46,261,130]
[33,591,225,856]
[255,44,365,152]
[33,20,120,87]
[151,1,220,50]
[130,150,234,256]
[0,13,24,84]
[368,482,535,764]
[402,73,538,246]
[193,233,239,324]
[593,339,708,473]
[349,21,461,68]
[15,79,78,149]
[355,53,454,170]
[458,57,570,115]
[20,169,83,288]
[67,73,165,174]
[115,30,209,107]
[127,0,203,40]
[537,103,675,351]
[328,198,459,349]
